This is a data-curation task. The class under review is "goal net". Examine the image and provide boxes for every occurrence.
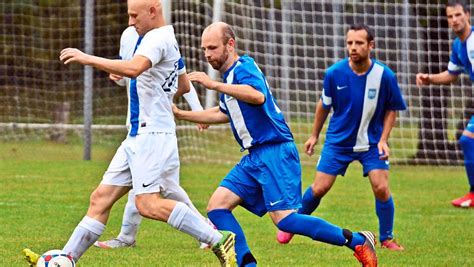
[1,0,471,165]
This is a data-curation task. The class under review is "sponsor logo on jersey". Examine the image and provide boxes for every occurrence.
[337,85,347,90]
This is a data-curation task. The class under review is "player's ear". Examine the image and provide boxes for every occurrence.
[369,40,375,49]
[227,38,235,49]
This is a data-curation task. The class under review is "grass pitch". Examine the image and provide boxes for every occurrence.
[0,141,473,266]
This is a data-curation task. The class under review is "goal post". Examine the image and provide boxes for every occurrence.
[1,0,471,165]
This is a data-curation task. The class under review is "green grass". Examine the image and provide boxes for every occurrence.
[1,142,473,266]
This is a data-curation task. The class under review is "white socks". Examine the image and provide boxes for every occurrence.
[167,202,222,245]
[62,216,105,261]
[117,191,142,244]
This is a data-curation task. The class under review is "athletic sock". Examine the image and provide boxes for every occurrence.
[298,186,322,214]
[375,195,394,242]
[208,209,255,267]
[459,135,474,191]
[63,216,105,261]
[344,230,366,250]
[117,191,142,244]
[276,213,347,246]
[167,202,221,245]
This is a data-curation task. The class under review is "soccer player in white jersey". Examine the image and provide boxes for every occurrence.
[94,55,211,249]
[173,22,378,267]
[89,26,211,250]
[22,1,235,266]
[416,0,474,208]
[277,23,407,252]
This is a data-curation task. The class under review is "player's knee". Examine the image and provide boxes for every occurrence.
[89,188,111,215]
[373,185,390,200]
[310,182,329,197]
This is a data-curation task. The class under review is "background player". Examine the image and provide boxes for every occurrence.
[277,23,406,251]
[416,0,474,208]
[174,21,378,267]
[23,1,235,266]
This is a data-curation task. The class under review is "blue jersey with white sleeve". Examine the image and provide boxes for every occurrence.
[219,55,293,150]
[321,58,406,152]
[448,27,474,81]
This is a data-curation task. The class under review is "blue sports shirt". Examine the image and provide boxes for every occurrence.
[321,58,407,152]
[448,26,474,80]
[219,55,293,150]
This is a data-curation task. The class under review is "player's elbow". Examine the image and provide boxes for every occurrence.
[251,93,265,105]
[124,68,143,79]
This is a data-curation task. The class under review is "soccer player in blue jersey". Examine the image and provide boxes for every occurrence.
[277,23,407,252]
[416,0,474,208]
[22,1,235,266]
[173,21,378,267]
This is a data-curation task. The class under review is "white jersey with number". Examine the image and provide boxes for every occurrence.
[119,25,181,135]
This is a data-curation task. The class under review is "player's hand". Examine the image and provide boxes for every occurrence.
[59,48,90,65]
[172,104,182,119]
[188,72,217,90]
[196,123,209,131]
[304,135,319,156]
[109,73,124,81]
[378,141,390,160]
[416,73,430,86]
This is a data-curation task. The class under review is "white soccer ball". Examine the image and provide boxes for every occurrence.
[37,249,76,267]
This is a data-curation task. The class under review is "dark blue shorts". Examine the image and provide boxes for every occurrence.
[220,142,302,217]
[317,145,389,177]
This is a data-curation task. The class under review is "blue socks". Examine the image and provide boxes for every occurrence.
[277,213,348,246]
[460,135,474,191]
[375,196,394,242]
[298,186,322,214]
[208,209,256,267]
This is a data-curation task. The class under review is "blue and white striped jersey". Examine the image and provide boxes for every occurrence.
[219,55,293,150]
[321,58,406,152]
[448,26,474,80]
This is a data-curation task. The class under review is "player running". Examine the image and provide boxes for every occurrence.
[23,1,235,266]
[173,21,378,267]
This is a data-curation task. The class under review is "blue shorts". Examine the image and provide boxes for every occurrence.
[220,142,302,217]
[317,145,389,177]
[466,116,474,133]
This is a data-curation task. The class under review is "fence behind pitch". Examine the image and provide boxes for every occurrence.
[1,1,471,165]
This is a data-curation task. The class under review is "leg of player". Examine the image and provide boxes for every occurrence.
[368,169,404,251]
[62,185,130,261]
[135,194,236,266]
[94,190,142,249]
[271,210,377,267]
[453,132,474,208]
[277,172,336,244]
[160,178,216,249]
[207,187,257,267]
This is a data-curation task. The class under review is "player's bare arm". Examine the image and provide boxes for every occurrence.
[174,73,191,99]
[378,110,397,160]
[173,105,229,124]
[416,70,458,86]
[305,100,330,156]
[188,71,265,105]
[59,48,151,78]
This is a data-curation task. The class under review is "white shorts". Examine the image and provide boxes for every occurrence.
[101,132,180,195]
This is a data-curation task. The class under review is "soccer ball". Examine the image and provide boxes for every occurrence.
[37,249,75,267]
